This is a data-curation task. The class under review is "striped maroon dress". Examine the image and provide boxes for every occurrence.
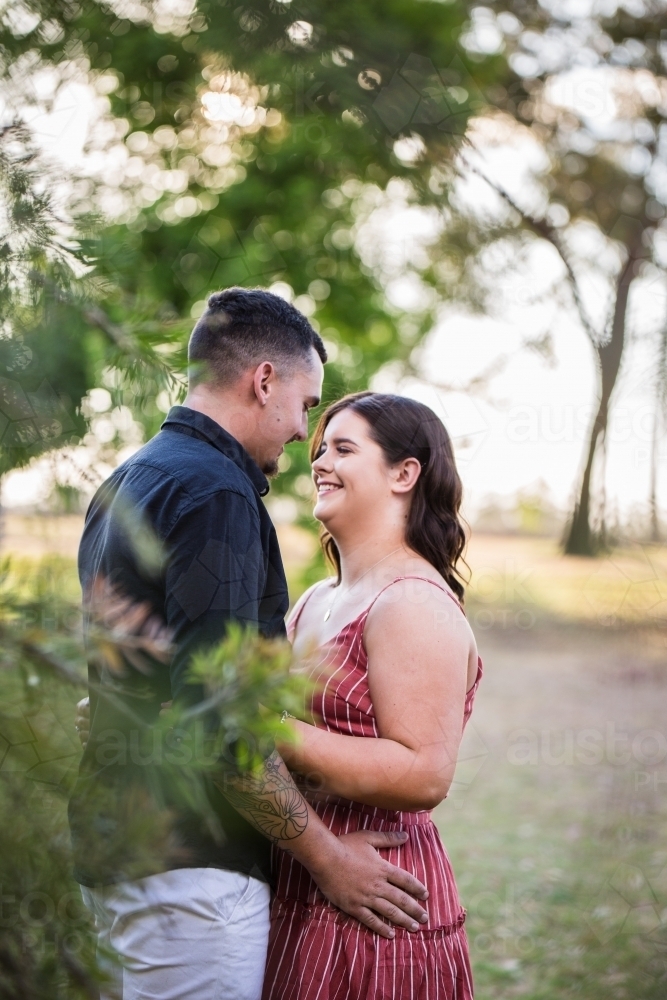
[262,577,483,1000]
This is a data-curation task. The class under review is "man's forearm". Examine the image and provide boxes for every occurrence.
[205,749,432,938]
[214,749,312,845]
[219,750,361,887]
[214,749,340,876]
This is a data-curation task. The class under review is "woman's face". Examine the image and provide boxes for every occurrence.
[311,409,396,531]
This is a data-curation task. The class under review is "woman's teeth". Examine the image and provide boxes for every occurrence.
[318,484,341,493]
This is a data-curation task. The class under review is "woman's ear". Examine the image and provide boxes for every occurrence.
[390,457,422,494]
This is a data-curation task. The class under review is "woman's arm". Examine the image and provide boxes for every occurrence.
[279,584,472,811]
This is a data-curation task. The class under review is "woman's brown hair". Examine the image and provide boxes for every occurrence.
[309,391,468,601]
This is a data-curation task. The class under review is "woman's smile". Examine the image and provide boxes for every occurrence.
[316,480,343,495]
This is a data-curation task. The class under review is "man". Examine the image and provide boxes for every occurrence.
[69,288,428,1000]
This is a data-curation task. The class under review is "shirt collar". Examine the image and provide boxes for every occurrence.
[161,405,270,497]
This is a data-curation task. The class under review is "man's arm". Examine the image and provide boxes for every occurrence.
[216,749,429,938]
[163,493,429,936]
[216,749,309,843]
[75,686,429,937]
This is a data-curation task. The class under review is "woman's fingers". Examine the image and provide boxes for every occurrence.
[75,696,90,748]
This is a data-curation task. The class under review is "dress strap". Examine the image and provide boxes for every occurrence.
[364,576,465,618]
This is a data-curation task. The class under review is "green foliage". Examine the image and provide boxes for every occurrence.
[185,622,312,772]
[0,556,92,998]
[1,0,504,493]
[0,554,312,995]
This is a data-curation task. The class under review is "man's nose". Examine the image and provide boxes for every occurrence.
[295,413,309,442]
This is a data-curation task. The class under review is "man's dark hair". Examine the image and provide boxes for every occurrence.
[188,287,327,388]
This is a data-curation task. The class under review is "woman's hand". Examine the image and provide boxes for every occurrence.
[74,697,173,750]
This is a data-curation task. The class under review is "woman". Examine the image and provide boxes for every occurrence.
[263,391,482,1000]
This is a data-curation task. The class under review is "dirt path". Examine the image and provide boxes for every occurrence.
[436,622,667,999]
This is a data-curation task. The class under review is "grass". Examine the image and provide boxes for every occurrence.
[463,534,667,629]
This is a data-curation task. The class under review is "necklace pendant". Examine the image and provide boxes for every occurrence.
[323,608,331,622]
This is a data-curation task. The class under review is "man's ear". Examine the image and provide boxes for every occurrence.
[252,361,276,406]
[390,457,422,494]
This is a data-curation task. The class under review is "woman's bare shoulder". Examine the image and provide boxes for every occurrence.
[366,570,473,646]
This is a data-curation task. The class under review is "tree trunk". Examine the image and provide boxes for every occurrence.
[564,241,641,555]
[649,403,661,542]
[649,317,667,543]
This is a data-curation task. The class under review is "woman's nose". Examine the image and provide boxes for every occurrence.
[312,450,332,474]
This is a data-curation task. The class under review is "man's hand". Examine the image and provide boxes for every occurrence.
[75,696,90,749]
[217,751,428,937]
[77,700,429,936]
[303,828,429,939]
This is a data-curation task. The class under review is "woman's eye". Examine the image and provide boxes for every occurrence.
[337,446,350,454]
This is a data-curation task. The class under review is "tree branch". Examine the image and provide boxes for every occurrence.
[456,150,600,344]
[408,352,510,399]
[0,622,86,687]
[29,271,140,357]
[81,303,139,357]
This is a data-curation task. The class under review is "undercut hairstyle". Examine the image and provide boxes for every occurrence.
[188,287,327,388]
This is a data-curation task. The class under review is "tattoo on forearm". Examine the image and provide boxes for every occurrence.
[216,751,309,844]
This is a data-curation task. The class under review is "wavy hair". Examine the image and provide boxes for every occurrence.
[309,392,468,601]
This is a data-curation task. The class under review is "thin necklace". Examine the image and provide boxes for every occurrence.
[323,546,404,622]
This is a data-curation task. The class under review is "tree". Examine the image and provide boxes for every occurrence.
[649,305,667,541]
[0,7,180,482]
[2,0,502,505]
[422,2,667,554]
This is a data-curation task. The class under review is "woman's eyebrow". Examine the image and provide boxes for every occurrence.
[330,436,358,447]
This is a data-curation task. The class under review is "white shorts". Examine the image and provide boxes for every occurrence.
[80,867,271,1000]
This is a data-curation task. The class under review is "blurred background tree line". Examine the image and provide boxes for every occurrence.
[0,0,496,512]
[2,0,665,551]
[2,1,667,997]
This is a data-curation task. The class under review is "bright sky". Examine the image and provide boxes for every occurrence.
[2,57,666,527]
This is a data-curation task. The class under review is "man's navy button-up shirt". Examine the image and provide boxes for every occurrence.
[69,405,289,887]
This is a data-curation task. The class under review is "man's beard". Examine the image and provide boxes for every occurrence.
[262,459,280,478]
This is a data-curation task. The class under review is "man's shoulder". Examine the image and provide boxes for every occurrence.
[115,429,259,509]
